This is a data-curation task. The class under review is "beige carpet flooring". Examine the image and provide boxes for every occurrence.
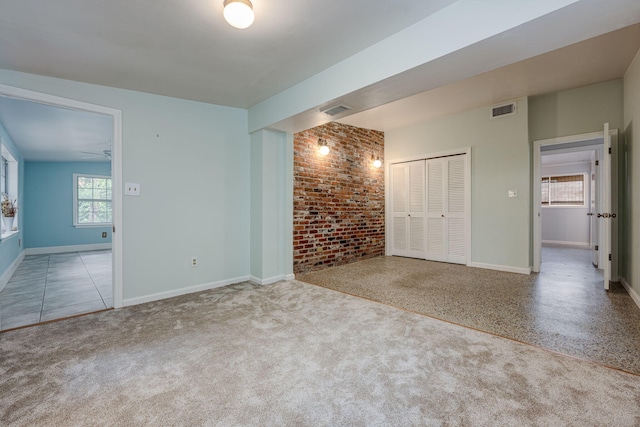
[297,255,640,375]
[1,280,640,426]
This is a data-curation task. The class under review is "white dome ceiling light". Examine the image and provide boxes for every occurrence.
[223,0,255,29]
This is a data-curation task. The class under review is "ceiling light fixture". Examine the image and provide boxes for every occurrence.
[372,155,382,168]
[318,139,330,156]
[223,0,255,29]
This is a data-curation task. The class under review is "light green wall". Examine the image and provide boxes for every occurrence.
[386,98,530,270]
[623,50,640,299]
[529,79,623,142]
[249,132,263,278]
[529,79,625,276]
[250,130,293,283]
[0,69,250,301]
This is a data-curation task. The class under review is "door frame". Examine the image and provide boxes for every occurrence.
[385,147,471,265]
[532,130,616,275]
[0,83,124,308]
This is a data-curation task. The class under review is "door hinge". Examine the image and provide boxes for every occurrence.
[608,147,612,154]
[595,245,598,251]
[595,160,599,166]
[113,225,116,233]
[609,254,612,261]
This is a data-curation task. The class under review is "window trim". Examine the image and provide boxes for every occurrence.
[1,155,7,196]
[1,139,19,238]
[541,172,588,208]
[73,173,112,228]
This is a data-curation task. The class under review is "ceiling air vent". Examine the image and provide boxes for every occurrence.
[320,104,353,116]
[491,102,516,119]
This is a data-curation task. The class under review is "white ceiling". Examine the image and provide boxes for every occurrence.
[542,151,594,167]
[0,96,112,162]
[340,24,640,131]
[0,0,457,109]
[1,1,640,161]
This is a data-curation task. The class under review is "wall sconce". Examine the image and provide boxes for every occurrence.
[372,155,382,168]
[318,139,330,156]
[223,0,255,29]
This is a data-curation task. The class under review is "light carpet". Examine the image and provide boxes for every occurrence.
[297,256,640,375]
[1,280,639,426]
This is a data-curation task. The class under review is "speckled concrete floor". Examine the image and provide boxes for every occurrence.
[297,245,640,375]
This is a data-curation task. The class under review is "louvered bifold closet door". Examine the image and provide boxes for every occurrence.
[446,156,466,264]
[426,154,467,264]
[390,161,425,258]
[391,163,408,254]
[408,161,426,255]
[426,159,446,262]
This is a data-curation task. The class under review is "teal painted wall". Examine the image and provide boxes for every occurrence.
[0,122,24,277]
[24,162,112,249]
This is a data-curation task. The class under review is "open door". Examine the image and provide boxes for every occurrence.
[589,151,598,267]
[600,123,612,290]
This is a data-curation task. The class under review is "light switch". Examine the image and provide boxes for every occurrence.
[508,190,517,198]
[125,182,141,196]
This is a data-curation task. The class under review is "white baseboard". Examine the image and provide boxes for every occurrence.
[123,275,251,307]
[468,262,531,275]
[25,243,112,255]
[249,273,295,286]
[620,277,640,310]
[542,240,590,247]
[0,250,25,293]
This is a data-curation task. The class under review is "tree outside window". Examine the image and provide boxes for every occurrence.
[74,174,112,226]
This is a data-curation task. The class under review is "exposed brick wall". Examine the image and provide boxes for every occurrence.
[293,122,384,274]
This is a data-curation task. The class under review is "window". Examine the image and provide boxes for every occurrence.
[541,174,586,206]
[1,155,6,195]
[73,174,112,226]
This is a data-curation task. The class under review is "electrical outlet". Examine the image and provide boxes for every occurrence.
[125,182,141,196]
[191,257,198,267]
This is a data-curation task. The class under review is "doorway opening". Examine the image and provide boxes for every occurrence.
[533,127,618,290]
[0,83,122,330]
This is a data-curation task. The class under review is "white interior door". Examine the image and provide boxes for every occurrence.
[601,123,612,290]
[390,161,425,258]
[391,163,408,254]
[590,152,598,267]
[425,155,467,264]
[446,156,466,264]
[426,159,446,262]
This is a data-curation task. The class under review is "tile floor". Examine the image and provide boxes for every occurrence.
[0,250,112,331]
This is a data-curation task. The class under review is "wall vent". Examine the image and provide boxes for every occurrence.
[320,104,353,116]
[491,102,516,119]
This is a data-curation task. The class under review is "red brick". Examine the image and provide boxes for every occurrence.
[293,122,384,274]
